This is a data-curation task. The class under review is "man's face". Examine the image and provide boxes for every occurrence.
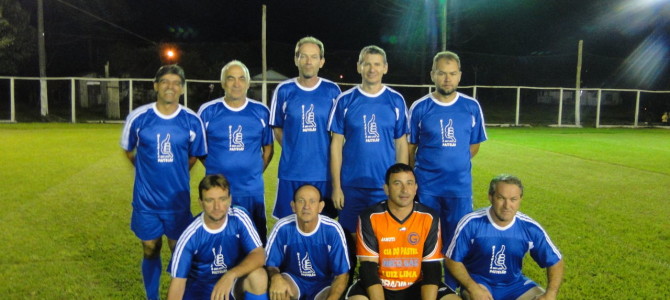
[222,65,249,101]
[153,73,184,105]
[199,187,231,223]
[291,186,324,224]
[384,171,417,209]
[431,58,461,97]
[488,182,522,226]
[295,43,324,80]
[358,53,388,86]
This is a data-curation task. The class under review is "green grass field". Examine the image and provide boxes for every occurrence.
[1,124,668,299]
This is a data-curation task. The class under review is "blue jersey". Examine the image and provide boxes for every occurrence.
[170,208,263,290]
[270,78,341,181]
[408,92,487,197]
[446,208,562,286]
[266,215,350,283]
[328,86,408,188]
[120,103,207,213]
[198,98,273,197]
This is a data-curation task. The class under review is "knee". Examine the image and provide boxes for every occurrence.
[142,240,162,259]
[244,267,268,294]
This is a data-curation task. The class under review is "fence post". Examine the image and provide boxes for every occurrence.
[129,80,134,114]
[10,78,16,123]
[71,79,76,123]
[183,81,188,108]
[515,87,521,126]
[558,88,563,127]
[633,90,641,127]
[595,89,602,128]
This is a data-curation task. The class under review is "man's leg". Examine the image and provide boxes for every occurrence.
[252,195,268,246]
[235,267,269,300]
[443,196,473,290]
[272,179,295,220]
[516,286,545,300]
[141,238,162,300]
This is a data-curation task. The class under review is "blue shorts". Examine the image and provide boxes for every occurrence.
[339,186,386,233]
[418,194,472,246]
[131,209,193,241]
[284,273,330,300]
[183,280,240,300]
[233,194,267,244]
[272,180,330,219]
[472,274,539,300]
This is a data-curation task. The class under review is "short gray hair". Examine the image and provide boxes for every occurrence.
[294,36,325,58]
[488,174,524,197]
[220,60,250,83]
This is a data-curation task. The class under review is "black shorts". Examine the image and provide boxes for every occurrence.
[345,279,456,299]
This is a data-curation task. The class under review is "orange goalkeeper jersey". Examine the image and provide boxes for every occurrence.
[356,201,443,290]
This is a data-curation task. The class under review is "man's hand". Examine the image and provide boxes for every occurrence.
[466,284,493,300]
[332,187,345,210]
[535,290,558,300]
[269,274,294,300]
[210,272,236,300]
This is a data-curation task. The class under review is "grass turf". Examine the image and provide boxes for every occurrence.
[0,124,668,298]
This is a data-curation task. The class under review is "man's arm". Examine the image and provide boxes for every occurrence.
[167,277,187,300]
[272,127,283,146]
[394,135,408,164]
[359,257,384,300]
[469,143,481,158]
[537,260,564,300]
[330,133,345,210]
[421,284,438,300]
[325,272,349,300]
[267,266,294,300]
[419,261,442,300]
[262,144,274,171]
[124,150,135,166]
[445,258,492,300]
[188,156,198,170]
[211,247,266,300]
[408,143,418,168]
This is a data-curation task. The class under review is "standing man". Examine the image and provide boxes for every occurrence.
[120,64,207,300]
[445,175,564,300]
[328,45,409,237]
[265,184,350,300]
[168,174,268,300]
[198,60,274,244]
[269,36,341,220]
[346,163,459,300]
[408,51,487,287]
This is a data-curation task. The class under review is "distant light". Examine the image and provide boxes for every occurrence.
[339,74,344,79]
[166,50,175,58]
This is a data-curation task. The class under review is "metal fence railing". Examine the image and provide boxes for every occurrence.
[1,76,669,128]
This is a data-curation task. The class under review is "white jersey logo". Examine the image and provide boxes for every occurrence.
[297,251,316,277]
[440,119,456,147]
[364,114,380,142]
[211,246,228,274]
[157,133,174,163]
[229,125,245,151]
[302,104,317,132]
[489,245,507,274]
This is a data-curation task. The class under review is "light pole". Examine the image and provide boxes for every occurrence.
[442,0,447,51]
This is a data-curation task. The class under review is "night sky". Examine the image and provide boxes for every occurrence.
[16,0,670,89]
